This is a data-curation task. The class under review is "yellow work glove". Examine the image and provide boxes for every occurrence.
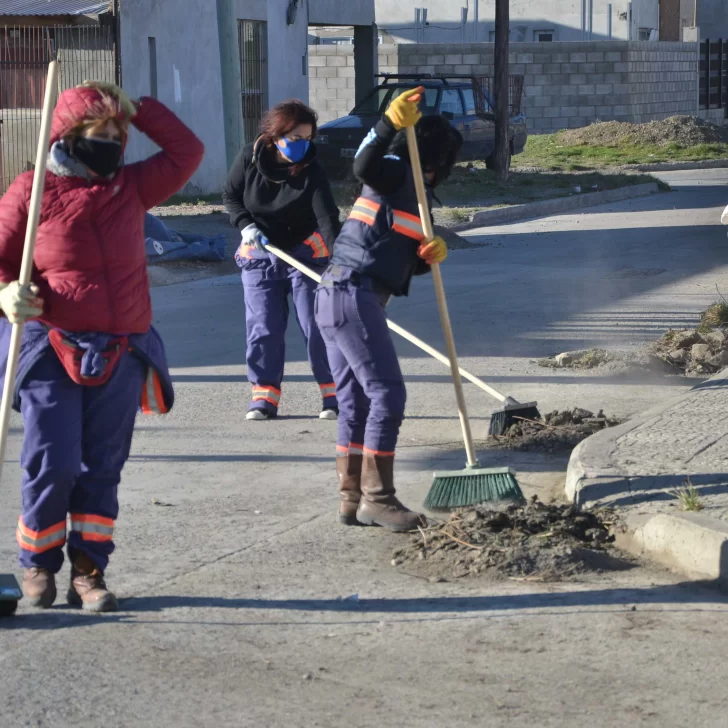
[385,87,424,130]
[0,282,44,324]
[418,236,448,265]
[80,80,137,118]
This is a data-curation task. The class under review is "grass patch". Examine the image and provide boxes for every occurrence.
[515,134,728,171]
[698,288,728,333]
[671,477,705,512]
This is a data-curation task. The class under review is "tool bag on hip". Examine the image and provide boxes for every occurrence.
[47,329,128,387]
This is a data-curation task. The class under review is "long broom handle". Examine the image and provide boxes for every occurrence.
[0,61,59,484]
[405,126,479,468]
[263,242,508,405]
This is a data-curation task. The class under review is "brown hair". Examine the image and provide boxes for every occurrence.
[259,99,318,147]
[65,115,128,141]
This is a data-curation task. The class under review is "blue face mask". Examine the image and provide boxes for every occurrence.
[275,137,310,164]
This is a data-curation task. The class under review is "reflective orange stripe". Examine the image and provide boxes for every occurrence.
[16,517,66,553]
[319,382,336,399]
[363,447,395,457]
[349,443,364,455]
[236,242,256,260]
[70,513,114,543]
[336,444,349,455]
[141,368,169,415]
[252,385,281,406]
[304,232,329,259]
[392,209,425,241]
[349,197,381,226]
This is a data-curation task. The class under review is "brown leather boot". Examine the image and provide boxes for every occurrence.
[337,453,363,525]
[357,454,424,532]
[22,567,57,609]
[67,551,118,613]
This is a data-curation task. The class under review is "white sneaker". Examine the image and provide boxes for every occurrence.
[246,409,272,421]
[722,204,728,225]
[319,408,339,421]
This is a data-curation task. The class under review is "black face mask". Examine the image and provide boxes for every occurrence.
[72,137,122,177]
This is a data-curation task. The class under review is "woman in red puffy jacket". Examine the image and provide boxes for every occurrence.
[0,82,203,612]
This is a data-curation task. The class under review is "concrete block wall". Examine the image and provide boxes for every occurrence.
[309,44,365,123]
[310,41,700,132]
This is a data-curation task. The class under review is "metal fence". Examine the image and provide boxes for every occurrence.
[699,39,728,113]
[238,19,268,145]
[0,24,116,193]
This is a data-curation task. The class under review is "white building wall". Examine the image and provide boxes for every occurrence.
[375,0,664,44]
[119,0,229,194]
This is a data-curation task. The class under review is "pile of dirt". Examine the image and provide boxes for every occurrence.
[651,325,728,375]
[537,348,613,369]
[559,116,728,148]
[392,497,626,581]
[487,408,620,452]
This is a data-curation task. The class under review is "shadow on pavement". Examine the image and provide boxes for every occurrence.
[606,474,728,507]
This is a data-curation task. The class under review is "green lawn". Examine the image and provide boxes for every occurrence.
[515,134,728,171]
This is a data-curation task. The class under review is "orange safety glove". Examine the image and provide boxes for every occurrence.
[385,87,424,130]
[418,236,448,265]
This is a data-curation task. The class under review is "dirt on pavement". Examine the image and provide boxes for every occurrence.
[560,115,728,148]
[486,408,621,453]
[393,497,631,581]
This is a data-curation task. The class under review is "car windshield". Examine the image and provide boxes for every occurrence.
[351,86,439,116]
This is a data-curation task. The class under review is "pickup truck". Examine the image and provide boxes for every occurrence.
[316,74,528,177]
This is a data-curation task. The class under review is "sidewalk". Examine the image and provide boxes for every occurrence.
[566,368,728,581]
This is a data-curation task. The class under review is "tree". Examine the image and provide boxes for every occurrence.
[493,0,510,182]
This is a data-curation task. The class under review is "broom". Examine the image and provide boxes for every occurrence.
[403,126,524,510]
[0,61,59,617]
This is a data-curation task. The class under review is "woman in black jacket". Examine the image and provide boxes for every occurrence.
[223,100,342,421]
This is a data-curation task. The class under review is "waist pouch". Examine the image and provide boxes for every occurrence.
[47,330,128,387]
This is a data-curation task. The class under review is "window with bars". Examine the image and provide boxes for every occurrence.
[238,19,268,145]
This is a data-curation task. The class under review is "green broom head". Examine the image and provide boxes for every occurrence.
[488,400,541,437]
[425,465,525,512]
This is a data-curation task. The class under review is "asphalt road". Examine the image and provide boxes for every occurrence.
[1,169,728,727]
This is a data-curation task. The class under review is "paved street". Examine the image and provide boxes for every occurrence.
[2,169,728,727]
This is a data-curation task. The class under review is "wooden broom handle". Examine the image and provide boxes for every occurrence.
[265,241,508,404]
[405,126,479,467]
[0,61,59,483]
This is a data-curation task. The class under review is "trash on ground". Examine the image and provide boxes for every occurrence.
[145,213,226,263]
[487,408,620,452]
[392,497,629,581]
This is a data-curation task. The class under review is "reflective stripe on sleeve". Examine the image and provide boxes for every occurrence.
[392,210,425,241]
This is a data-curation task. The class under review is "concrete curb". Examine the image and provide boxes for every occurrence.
[617,512,728,582]
[627,159,728,173]
[566,367,728,582]
[452,182,660,231]
[565,368,728,506]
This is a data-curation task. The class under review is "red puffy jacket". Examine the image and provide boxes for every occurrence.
[0,89,204,334]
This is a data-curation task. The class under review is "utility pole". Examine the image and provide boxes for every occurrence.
[493,0,510,182]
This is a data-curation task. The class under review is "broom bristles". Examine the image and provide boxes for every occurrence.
[424,466,524,511]
[488,403,541,437]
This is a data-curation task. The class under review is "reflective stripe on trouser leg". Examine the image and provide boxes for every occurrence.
[67,350,145,571]
[243,257,289,414]
[17,348,83,572]
[16,517,67,554]
[290,262,337,410]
